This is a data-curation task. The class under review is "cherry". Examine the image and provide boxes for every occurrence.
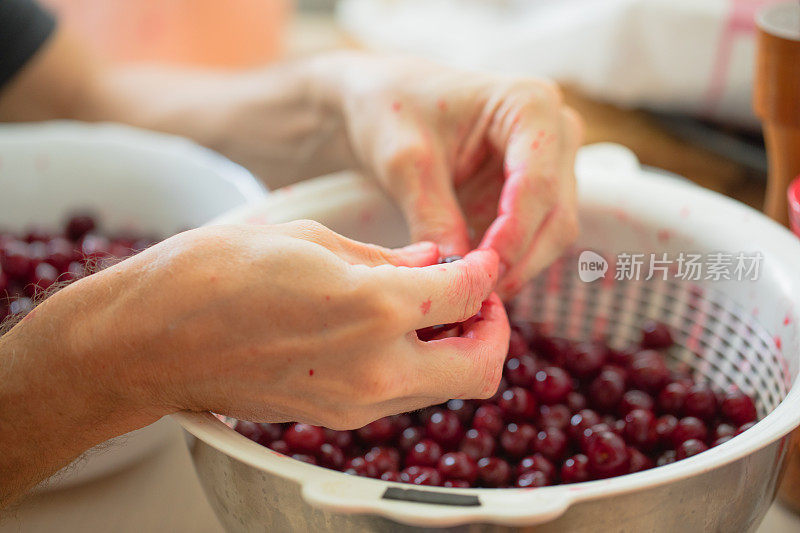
[515,470,549,488]
[398,426,424,452]
[629,350,670,392]
[390,413,414,432]
[234,420,265,442]
[284,424,326,454]
[736,422,756,435]
[533,366,573,405]
[499,387,538,420]
[585,431,629,478]
[508,329,531,358]
[619,390,654,414]
[505,355,538,387]
[683,383,718,420]
[405,439,442,467]
[517,453,556,480]
[657,450,677,466]
[537,404,571,430]
[720,390,757,426]
[533,427,568,461]
[258,423,283,444]
[30,262,58,293]
[324,428,355,451]
[641,320,674,349]
[713,423,737,441]
[712,436,733,447]
[657,382,689,415]
[588,367,626,411]
[292,454,317,465]
[459,428,495,461]
[44,237,76,270]
[623,409,658,450]
[534,336,574,366]
[400,466,442,486]
[472,404,505,437]
[65,213,97,241]
[345,457,378,478]
[381,471,402,482]
[357,417,396,445]
[566,342,607,378]
[499,423,536,458]
[676,439,708,459]
[671,417,708,447]
[269,440,290,455]
[437,452,478,483]
[1,241,32,278]
[568,409,601,440]
[655,415,678,446]
[426,410,463,448]
[365,447,400,474]
[318,443,345,469]
[566,391,587,413]
[561,454,591,483]
[477,457,511,487]
[80,234,111,261]
[628,447,654,473]
[446,399,475,425]
[444,480,471,488]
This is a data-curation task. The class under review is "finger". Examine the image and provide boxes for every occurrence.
[410,293,510,400]
[332,237,441,268]
[495,107,583,297]
[373,249,499,329]
[272,219,441,267]
[378,121,472,257]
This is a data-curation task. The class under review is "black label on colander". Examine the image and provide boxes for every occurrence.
[382,487,481,506]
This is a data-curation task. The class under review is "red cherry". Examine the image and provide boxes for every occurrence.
[683,384,718,420]
[515,470,549,488]
[533,427,568,461]
[505,355,538,387]
[459,428,495,461]
[657,382,689,415]
[629,350,670,392]
[623,409,658,450]
[398,426,424,452]
[65,213,97,241]
[628,447,654,473]
[405,439,442,467]
[720,390,757,426]
[517,453,556,480]
[566,342,608,378]
[671,417,708,447]
[437,452,478,483]
[318,443,345,469]
[499,387,538,420]
[499,423,536,458]
[537,404,571,430]
[588,367,626,411]
[473,404,504,436]
[676,438,708,459]
[533,366,573,405]
[364,446,400,474]
[357,417,396,445]
[426,410,463,448]
[477,457,512,487]
[619,390,654,414]
[345,456,378,478]
[585,431,629,479]
[284,424,326,454]
[561,454,591,483]
[641,320,674,349]
[400,466,442,486]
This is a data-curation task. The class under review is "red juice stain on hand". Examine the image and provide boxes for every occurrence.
[420,299,432,315]
[392,101,403,112]
[309,369,314,376]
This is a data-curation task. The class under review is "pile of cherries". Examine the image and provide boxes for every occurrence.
[235,319,759,488]
[0,213,158,321]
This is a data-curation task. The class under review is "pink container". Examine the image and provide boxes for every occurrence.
[788,176,800,236]
[41,0,292,67]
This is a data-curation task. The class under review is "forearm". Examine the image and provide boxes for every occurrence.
[94,59,354,188]
[0,273,162,509]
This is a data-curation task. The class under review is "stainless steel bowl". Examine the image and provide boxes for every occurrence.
[176,145,800,531]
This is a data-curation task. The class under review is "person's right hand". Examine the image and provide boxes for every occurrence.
[52,221,509,430]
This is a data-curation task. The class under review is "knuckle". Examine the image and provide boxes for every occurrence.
[284,219,331,242]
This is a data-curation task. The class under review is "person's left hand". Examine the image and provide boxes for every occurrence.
[313,53,584,298]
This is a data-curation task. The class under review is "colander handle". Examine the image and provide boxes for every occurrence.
[300,477,573,527]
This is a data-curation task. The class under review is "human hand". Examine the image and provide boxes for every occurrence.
[67,222,508,429]
[312,53,583,298]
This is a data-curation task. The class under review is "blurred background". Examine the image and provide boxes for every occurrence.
[39,0,779,210]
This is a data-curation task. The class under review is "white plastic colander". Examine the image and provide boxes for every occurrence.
[176,143,800,531]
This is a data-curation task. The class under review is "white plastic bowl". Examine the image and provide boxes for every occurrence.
[0,121,266,489]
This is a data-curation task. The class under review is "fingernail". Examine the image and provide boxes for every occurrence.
[401,241,437,255]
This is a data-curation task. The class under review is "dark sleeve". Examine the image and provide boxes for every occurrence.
[0,0,56,89]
